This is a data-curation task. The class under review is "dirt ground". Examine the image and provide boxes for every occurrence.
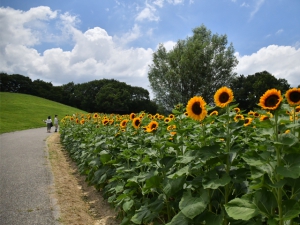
[47,133,120,225]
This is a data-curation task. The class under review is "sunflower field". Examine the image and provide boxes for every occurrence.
[60,87,300,225]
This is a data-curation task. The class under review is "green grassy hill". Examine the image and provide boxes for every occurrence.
[0,92,87,134]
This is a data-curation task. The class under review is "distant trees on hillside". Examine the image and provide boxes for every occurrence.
[0,72,158,114]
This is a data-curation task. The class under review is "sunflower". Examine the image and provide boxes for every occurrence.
[147,121,159,131]
[244,117,253,126]
[129,113,136,120]
[93,113,99,119]
[260,115,270,121]
[102,118,109,125]
[210,110,218,116]
[233,107,240,113]
[186,96,207,121]
[164,117,171,123]
[167,125,176,131]
[132,117,141,129]
[169,114,175,119]
[76,118,79,124]
[296,106,300,113]
[285,88,300,106]
[259,89,283,110]
[248,111,255,116]
[184,112,188,116]
[120,119,129,128]
[234,114,244,122]
[146,121,158,133]
[214,87,234,108]
[80,118,85,125]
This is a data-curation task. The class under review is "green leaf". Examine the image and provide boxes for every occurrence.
[165,212,189,225]
[100,154,111,164]
[167,165,189,178]
[282,200,300,220]
[163,176,185,197]
[123,199,134,212]
[225,198,259,220]
[179,190,209,219]
[144,175,162,189]
[202,171,231,189]
[276,154,300,179]
[131,205,151,224]
[279,133,299,146]
[197,145,221,162]
[253,189,277,218]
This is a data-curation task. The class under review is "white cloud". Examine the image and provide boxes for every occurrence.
[0,6,57,47]
[235,45,300,87]
[276,29,284,35]
[0,6,154,92]
[167,0,185,4]
[249,0,265,20]
[241,2,250,7]
[158,40,177,51]
[135,4,159,22]
[153,0,164,8]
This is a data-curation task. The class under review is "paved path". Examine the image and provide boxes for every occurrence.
[0,128,59,225]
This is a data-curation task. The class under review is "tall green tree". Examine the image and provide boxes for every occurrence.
[230,71,291,111]
[148,25,238,110]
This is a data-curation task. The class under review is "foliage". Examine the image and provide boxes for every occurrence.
[230,71,291,112]
[60,87,300,225]
[148,24,238,111]
[0,72,158,114]
[0,92,86,134]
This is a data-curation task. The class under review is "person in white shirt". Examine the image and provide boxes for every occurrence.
[54,115,59,132]
[43,116,52,133]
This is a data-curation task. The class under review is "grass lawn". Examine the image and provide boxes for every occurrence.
[0,92,87,134]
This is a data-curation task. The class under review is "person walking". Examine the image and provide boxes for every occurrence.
[54,115,59,132]
[43,116,52,133]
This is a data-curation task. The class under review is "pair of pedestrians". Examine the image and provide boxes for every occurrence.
[44,115,59,133]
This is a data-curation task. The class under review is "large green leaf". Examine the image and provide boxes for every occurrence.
[167,165,189,178]
[131,205,151,224]
[225,198,259,220]
[197,145,221,162]
[123,199,134,212]
[202,171,231,189]
[279,133,299,146]
[282,199,300,220]
[253,189,277,218]
[179,190,209,219]
[165,212,190,225]
[163,176,185,197]
[276,154,300,179]
[131,196,164,224]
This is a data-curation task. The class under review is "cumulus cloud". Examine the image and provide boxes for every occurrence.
[0,6,154,91]
[235,45,300,87]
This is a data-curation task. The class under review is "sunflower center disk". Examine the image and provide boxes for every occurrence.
[290,92,300,103]
[219,93,229,103]
[265,95,279,107]
[192,102,202,115]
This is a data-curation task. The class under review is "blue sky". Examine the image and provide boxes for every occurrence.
[1,0,299,98]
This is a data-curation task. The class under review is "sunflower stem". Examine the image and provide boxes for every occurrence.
[274,112,283,225]
[223,105,231,225]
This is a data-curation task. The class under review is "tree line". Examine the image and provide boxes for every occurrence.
[0,72,158,114]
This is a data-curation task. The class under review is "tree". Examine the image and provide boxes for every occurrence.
[230,71,291,111]
[148,25,238,110]
[0,73,33,93]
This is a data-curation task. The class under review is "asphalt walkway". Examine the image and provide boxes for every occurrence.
[0,128,59,225]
